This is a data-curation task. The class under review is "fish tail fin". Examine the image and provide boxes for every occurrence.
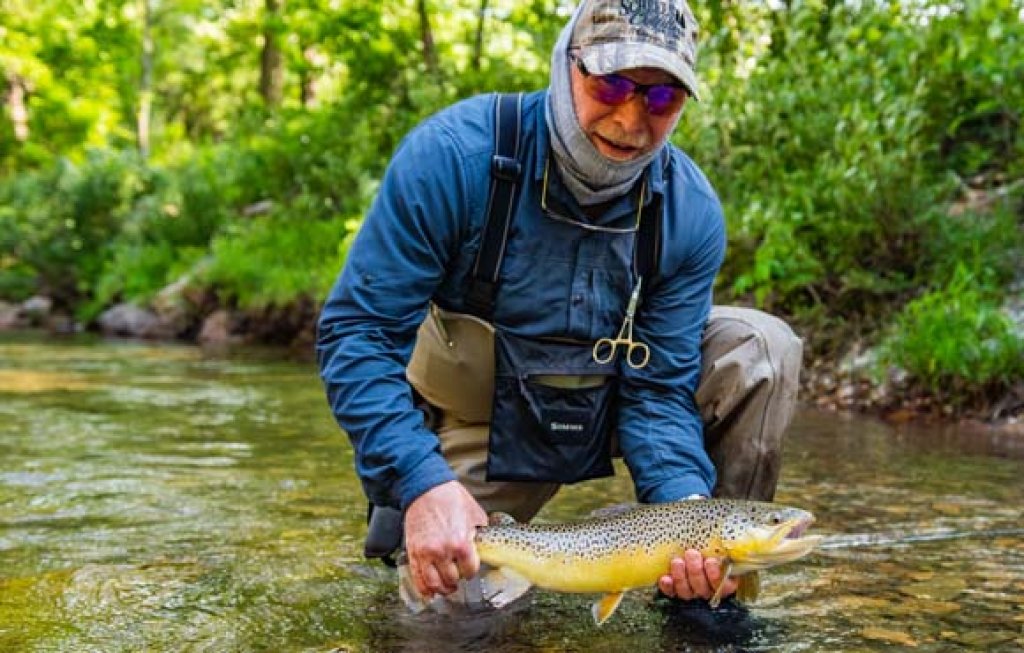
[480,565,532,609]
[397,560,428,614]
[591,591,625,626]
[736,571,760,603]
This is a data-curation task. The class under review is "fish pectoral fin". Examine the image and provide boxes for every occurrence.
[736,571,760,604]
[709,559,733,609]
[591,591,625,626]
[488,512,517,527]
[480,565,532,609]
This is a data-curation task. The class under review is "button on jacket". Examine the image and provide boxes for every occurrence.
[317,90,726,510]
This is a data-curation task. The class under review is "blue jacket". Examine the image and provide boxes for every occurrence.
[317,90,725,510]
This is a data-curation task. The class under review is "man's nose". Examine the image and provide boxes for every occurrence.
[611,94,648,133]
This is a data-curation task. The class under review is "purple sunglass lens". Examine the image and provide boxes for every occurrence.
[592,74,637,104]
[646,86,682,115]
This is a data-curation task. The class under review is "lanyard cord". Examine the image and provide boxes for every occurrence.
[540,156,646,234]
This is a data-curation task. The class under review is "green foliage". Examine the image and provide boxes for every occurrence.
[0,151,144,305]
[674,0,1023,345]
[200,213,354,310]
[879,264,1024,405]
[1,0,1021,410]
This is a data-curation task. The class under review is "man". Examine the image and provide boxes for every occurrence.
[317,0,802,609]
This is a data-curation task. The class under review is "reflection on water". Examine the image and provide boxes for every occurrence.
[2,336,1023,652]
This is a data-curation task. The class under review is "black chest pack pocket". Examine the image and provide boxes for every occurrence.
[487,329,617,483]
[465,93,662,485]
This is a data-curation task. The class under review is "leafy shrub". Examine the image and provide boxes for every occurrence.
[879,264,1024,407]
[0,150,144,305]
[200,212,356,310]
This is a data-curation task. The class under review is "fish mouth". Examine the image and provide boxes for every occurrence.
[785,515,814,540]
[730,515,822,571]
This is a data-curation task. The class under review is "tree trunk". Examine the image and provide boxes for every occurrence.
[5,74,30,142]
[471,0,488,71]
[300,45,318,107]
[260,0,284,107]
[417,0,439,75]
[137,0,155,160]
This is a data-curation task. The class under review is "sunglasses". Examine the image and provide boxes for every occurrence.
[572,55,688,116]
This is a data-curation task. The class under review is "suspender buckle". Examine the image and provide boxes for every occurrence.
[491,155,521,182]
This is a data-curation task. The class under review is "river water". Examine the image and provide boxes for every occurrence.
[1,335,1022,652]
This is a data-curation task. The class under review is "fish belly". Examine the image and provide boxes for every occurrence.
[477,541,679,594]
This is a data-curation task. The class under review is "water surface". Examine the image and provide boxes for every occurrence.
[1,335,1022,652]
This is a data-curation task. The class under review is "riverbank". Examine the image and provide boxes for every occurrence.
[3,293,1021,434]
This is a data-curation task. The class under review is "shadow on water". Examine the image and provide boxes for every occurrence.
[2,335,1023,652]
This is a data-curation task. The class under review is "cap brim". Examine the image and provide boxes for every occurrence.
[579,44,700,102]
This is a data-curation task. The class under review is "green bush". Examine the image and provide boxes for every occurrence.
[879,264,1024,406]
[0,151,144,306]
[200,212,355,310]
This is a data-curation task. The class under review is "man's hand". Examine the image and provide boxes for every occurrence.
[404,480,488,599]
[657,549,739,601]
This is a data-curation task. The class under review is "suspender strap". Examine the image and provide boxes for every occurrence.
[465,93,523,320]
[634,193,662,280]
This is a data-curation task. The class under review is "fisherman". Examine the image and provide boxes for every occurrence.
[316,0,802,610]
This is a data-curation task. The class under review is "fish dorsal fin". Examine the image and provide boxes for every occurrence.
[591,591,625,626]
[488,512,517,527]
[588,503,640,519]
[736,571,760,603]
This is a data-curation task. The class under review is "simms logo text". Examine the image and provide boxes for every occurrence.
[550,422,585,432]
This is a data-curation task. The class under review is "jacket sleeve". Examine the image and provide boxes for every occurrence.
[316,120,469,510]
[616,198,726,503]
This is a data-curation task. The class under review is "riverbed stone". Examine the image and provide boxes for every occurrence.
[97,303,175,339]
[151,275,196,337]
[21,295,53,324]
[198,309,244,346]
[0,301,27,329]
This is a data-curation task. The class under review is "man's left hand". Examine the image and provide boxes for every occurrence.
[657,549,738,601]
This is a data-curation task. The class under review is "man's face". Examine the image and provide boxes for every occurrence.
[570,63,687,162]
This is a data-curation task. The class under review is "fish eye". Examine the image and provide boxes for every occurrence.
[770,514,782,524]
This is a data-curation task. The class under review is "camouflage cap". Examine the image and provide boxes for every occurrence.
[571,0,701,101]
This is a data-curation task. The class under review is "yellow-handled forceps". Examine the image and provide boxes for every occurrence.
[592,278,650,369]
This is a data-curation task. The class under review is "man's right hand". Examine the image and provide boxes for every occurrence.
[403,480,487,599]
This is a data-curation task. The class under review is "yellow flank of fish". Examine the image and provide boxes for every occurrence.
[475,540,683,593]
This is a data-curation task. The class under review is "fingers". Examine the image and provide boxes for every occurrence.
[455,538,481,580]
[704,557,739,597]
[412,555,445,597]
[409,542,472,597]
[684,550,711,597]
[403,482,487,598]
[659,550,737,601]
[437,559,462,592]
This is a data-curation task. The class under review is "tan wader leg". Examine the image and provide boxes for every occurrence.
[696,306,803,501]
[437,415,560,523]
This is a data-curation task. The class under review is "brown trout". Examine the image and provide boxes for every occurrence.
[401,499,821,625]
